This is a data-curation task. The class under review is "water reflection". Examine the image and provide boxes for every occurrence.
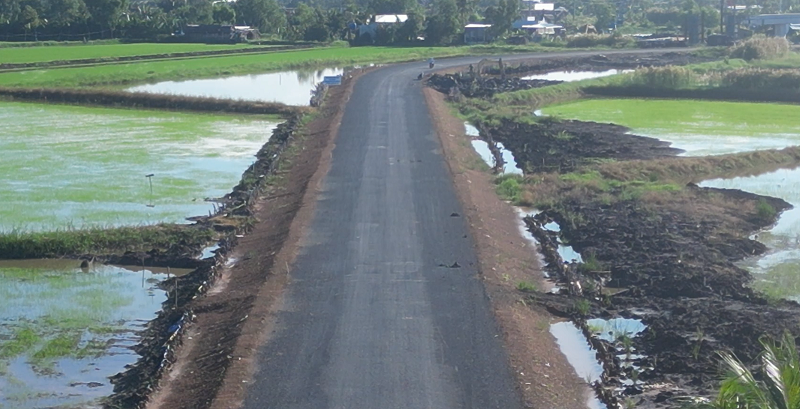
[522,69,632,82]
[128,68,344,106]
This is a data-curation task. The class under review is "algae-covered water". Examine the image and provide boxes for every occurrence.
[0,101,278,231]
[0,260,190,408]
[543,98,800,300]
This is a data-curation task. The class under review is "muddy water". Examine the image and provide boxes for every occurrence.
[0,260,191,408]
[550,321,608,409]
[127,68,344,106]
[465,122,523,174]
[0,101,278,231]
[522,69,632,82]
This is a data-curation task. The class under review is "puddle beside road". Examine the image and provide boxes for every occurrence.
[465,122,523,174]
[0,260,191,409]
[522,69,632,82]
[550,321,608,409]
[128,68,344,106]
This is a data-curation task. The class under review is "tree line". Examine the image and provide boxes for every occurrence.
[1,0,794,43]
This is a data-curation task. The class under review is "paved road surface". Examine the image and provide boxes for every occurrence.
[242,50,688,409]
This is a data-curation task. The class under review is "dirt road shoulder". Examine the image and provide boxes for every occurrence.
[423,86,592,408]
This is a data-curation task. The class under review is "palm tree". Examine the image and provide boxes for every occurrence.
[697,332,800,409]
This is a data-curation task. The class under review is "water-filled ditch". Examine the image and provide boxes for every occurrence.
[128,68,344,106]
[0,259,191,408]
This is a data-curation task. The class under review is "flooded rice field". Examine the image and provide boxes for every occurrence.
[127,68,344,106]
[521,69,632,82]
[0,259,191,408]
[543,98,800,300]
[0,101,277,231]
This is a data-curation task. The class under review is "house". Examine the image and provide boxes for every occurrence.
[746,14,800,37]
[517,17,563,37]
[464,23,493,43]
[358,14,409,41]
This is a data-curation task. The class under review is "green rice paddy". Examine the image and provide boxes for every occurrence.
[0,43,254,64]
[0,101,278,231]
[544,98,800,144]
[0,44,558,88]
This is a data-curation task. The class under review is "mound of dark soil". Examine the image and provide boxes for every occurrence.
[427,73,561,97]
[484,117,682,173]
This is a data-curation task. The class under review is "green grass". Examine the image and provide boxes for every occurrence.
[0,43,256,64]
[0,44,568,88]
[495,174,526,204]
[542,99,800,139]
[0,327,40,358]
[517,281,538,292]
[0,224,214,258]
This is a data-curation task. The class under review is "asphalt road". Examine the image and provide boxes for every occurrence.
[242,50,690,409]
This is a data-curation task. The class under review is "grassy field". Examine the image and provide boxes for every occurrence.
[0,101,279,230]
[543,98,800,138]
[0,43,255,64]
[0,44,563,88]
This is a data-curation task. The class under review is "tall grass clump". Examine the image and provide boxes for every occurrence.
[628,66,697,88]
[730,36,790,61]
[721,68,800,90]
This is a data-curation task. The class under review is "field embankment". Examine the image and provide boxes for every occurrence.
[0,87,306,115]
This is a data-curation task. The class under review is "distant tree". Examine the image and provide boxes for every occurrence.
[20,4,41,39]
[395,9,423,42]
[485,0,517,38]
[212,2,235,24]
[235,0,285,35]
[174,0,213,25]
[588,0,615,30]
[0,0,22,25]
[44,0,88,30]
[84,0,127,37]
[455,0,477,22]
[425,0,462,44]
[367,0,414,14]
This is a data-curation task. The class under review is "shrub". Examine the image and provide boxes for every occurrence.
[629,66,697,88]
[730,36,790,61]
[721,68,800,90]
[517,281,538,292]
[495,175,523,202]
[756,198,777,221]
